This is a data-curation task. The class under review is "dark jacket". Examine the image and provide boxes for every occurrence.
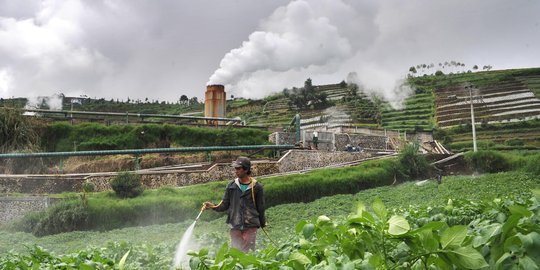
[213,178,265,230]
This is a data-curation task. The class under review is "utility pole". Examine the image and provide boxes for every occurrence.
[466,84,478,152]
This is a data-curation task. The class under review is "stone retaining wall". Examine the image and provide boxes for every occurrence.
[0,196,50,224]
[278,150,370,172]
[0,175,85,194]
[85,162,280,192]
[0,150,372,194]
[335,134,388,150]
[0,150,374,224]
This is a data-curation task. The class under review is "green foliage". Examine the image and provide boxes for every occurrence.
[464,150,511,173]
[12,159,398,235]
[42,122,270,151]
[524,153,540,176]
[0,108,42,153]
[432,128,452,145]
[110,172,143,198]
[190,193,540,269]
[396,142,431,180]
[0,242,172,269]
[30,200,89,237]
[4,192,539,269]
[505,138,525,146]
[82,181,96,193]
[286,78,330,110]
[10,153,539,236]
[264,159,396,207]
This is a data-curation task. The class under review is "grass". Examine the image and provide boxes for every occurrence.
[8,158,398,234]
[1,171,538,255]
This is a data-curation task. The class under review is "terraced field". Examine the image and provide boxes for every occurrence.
[435,78,540,128]
[426,68,540,151]
[380,92,435,131]
[225,68,540,150]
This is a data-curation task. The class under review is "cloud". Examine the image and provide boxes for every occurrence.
[209,0,540,107]
[208,0,379,98]
[0,0,539,106]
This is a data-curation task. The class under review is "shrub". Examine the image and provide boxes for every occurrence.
[464,150,511,173]
[0,108,42,153]
[32,200,89,236]
[524,153,540,176]
[396,142,431,180]
[43,123,271,151]
[82,181,96,193]
[110,172,144,198]
[504,138,524,146]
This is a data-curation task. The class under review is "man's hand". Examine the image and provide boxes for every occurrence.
[202,202,215,210]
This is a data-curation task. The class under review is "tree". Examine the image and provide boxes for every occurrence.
[435,70,444,76]
[409,66,417,75]
[180,95,188,104]
[287,78,329,110]
[473,65,478,70]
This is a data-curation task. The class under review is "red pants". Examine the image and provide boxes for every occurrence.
[230,227,257,252]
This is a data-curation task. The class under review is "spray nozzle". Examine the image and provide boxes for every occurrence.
[195,208,204,221]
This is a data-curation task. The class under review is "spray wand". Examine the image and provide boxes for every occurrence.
[195,204,206,221]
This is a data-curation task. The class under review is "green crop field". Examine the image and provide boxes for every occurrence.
[2,167,539,268]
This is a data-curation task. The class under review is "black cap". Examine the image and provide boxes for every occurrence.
[232,156,251,170]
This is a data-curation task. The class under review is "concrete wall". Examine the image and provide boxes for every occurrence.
[0,196,50,224]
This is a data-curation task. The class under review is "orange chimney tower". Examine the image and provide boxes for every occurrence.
[204,84,226,122]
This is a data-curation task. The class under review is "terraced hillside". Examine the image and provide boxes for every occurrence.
[445,120,540,151]
[380,90,435,131]
[422,68,540,150]
[435,77,540,128]
[228,83,380,130]
[227,68,540,150]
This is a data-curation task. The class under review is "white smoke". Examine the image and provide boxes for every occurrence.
[207,0,416,106]
[0,69,12,96]
[24,94,64,111]
[207,0,392,101]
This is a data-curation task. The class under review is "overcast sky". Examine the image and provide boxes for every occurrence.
[1,0,539,104]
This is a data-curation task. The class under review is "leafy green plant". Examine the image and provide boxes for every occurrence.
[32,200,89,236]
[82,181,96,193]
[396,142,431,180]
[190,192,540,269]
[110,172,144,198]
[524,153,540,176]
[42,122,271,151]
[0,108,42,153]
[465,150,511,173]
[505,138,525,146]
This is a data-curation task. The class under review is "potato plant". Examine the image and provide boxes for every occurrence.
[189,192,540,269]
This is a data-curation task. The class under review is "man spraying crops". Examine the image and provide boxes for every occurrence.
[203,156,266,252]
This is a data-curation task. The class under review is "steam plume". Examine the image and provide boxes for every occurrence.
[207,0,414,106]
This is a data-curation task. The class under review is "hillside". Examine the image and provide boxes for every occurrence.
[2,67,540,152]
[227,67,540,151]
